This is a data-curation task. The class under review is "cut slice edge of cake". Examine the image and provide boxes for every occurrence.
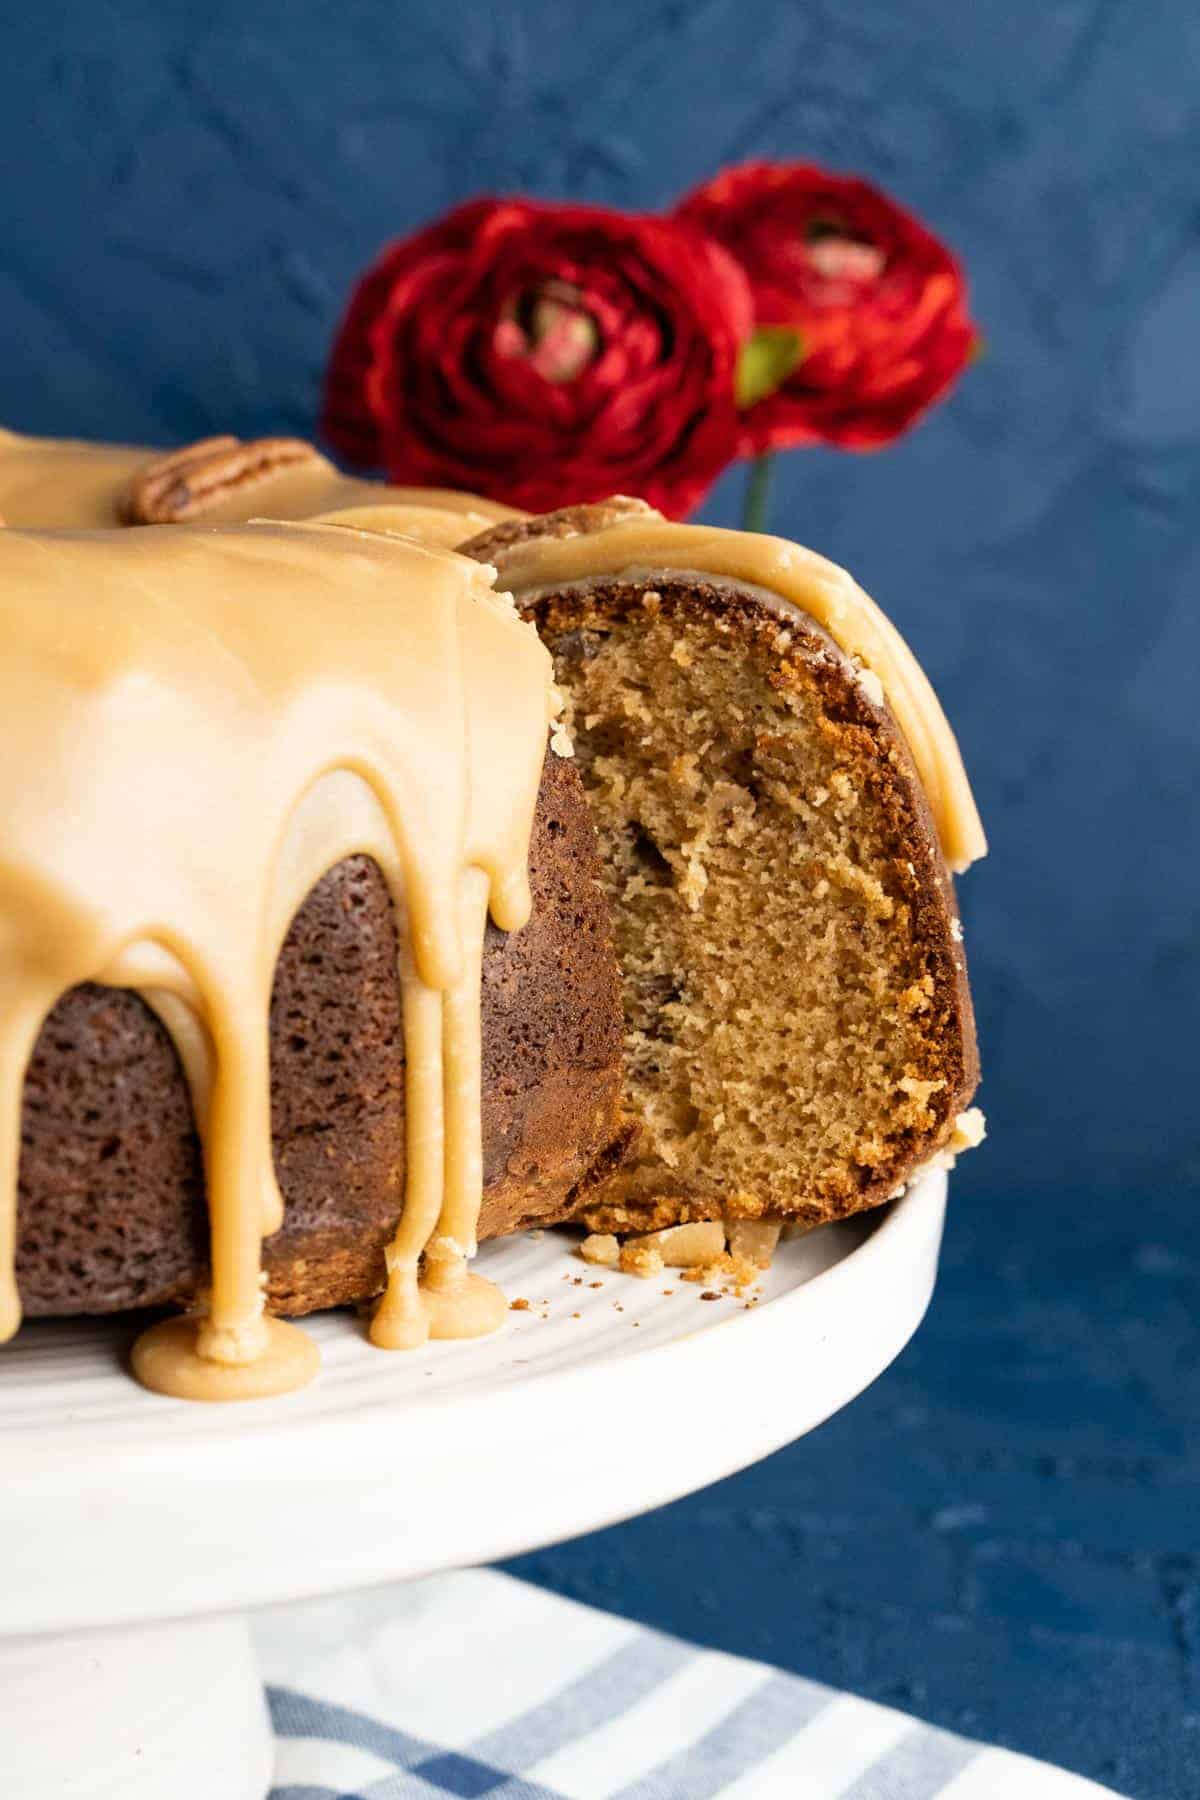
[464,499,983,1251]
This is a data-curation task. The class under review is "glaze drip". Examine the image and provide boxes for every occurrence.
[0,523,551,1399]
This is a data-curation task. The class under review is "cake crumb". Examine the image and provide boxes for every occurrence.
[856,664,885,707]
[700,1290,721,1301]
[951,1106,987,1151]
[510,1298,531,1312]
[681,1249,762,1296]
[726,1220,781,1269]
[619,1240,665,1278]
[580,1233,620,1268]
[548,686,575,759]
[892,1106,988,1196]
[623,1220,725,1268]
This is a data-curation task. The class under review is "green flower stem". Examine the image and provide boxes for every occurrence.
[741,453,774,534]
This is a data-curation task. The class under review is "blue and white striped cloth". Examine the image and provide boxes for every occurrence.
[255,1569,1123,1800]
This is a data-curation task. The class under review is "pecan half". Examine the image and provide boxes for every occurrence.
[459,496,658,564]
[119,434,326,524]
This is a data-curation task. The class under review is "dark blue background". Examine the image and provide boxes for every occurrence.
[3,5,1197,1795]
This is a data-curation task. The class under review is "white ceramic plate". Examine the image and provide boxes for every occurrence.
[1,1168,946,1640]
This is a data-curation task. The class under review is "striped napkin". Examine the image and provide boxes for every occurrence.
[255,1568,1123,1799]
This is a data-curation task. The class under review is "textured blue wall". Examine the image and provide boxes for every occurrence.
[2,5,1197,1796]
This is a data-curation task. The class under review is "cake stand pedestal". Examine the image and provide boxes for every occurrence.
[0,1169,947,1800]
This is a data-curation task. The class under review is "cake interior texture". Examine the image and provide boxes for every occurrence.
[524,576,977,1234]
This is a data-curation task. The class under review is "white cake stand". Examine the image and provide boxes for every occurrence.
[0,1168,947,1800]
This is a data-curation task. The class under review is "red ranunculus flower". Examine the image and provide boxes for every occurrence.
[322,197,753,518]
[676,161,977,453]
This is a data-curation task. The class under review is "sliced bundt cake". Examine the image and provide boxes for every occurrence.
[465,500,983,1240]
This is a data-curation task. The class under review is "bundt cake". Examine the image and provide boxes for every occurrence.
[0,520,624,1398]
[463,500,984,1244]
[0,430,985,1398]
[0,427,519,544]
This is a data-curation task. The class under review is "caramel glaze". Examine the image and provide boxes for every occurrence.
[0,522,553,1399]
[0,428,518,541]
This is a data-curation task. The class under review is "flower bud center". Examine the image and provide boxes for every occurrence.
[803,220,885,284]
[495,282,600,382]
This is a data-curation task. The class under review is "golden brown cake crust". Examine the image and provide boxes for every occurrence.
[15,751,626,1319]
